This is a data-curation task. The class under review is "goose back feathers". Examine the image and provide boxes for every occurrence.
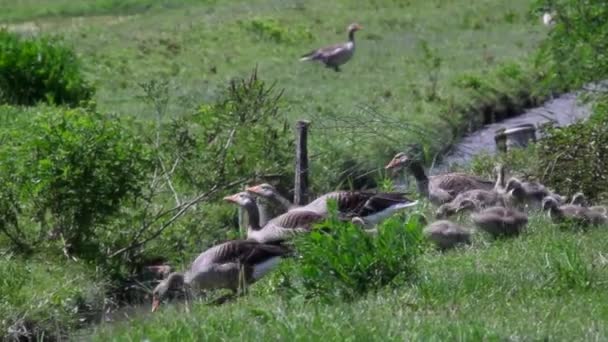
[152,239,289,311]
[300,23,362,72]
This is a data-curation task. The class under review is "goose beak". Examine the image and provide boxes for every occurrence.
[356,24,363,30]
[246,185,262,194]
[151,297,161,312]
[223,194,238,203]
[385,157,401,170]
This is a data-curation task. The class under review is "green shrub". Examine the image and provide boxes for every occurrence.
[0,30,93,106]
[288,205,424,302]
[536,118,608,202]
[163,68,294,194]
[0,106,151,259]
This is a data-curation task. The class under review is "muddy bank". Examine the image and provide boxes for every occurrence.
[433,91,591,172]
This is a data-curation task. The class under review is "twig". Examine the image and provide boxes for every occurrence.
[109,178,248,258]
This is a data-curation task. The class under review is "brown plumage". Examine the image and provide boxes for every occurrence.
[436,189,505,219]
[224,192,324,243]
[246,184,417,227]
[151,239,289,312]
[300,23,362,72]
[423,220,472,250]
[471,206,528,238]
[385,152,495,205]
[570,192,608,216]
[542,196,607,226]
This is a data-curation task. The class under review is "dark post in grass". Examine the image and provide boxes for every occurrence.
[294,120,310,206]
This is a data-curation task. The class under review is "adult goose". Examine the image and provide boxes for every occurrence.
[385,152,495,205]
[246,183,418,226]
[471,205,528,238]
[224,192,324,244]
[300,23,362,72]
[570,192,608,216]
[151,239,289,312]
[423,220,472,250]
[542,196,607,226]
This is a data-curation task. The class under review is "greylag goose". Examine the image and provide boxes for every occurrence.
[246,183,418,226]
[385,152,495,205]
[299,23,362,72]
[151,239,289,312]
[570,192,608,216]
[224,192,324,243]
[471,206,528,238]
[542,196,607,226]
[423,220,472,250]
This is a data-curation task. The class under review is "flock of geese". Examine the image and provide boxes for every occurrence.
[150,14,570,311]
[150,149,607,312]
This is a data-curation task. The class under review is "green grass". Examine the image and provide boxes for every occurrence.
[0,0,549,166]
[91,213,608,340]
[0,255,105,340]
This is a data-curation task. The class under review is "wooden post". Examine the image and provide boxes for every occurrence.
[294,120,310,206]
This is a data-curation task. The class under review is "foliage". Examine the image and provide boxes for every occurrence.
[164,68,294,194]
[0,30,93,106]
[92,214,608,341]
[0,106,151,259]
[0,256,105,341]
[242,18,313,44]
[534,0,608,90]
[535,118,608,201]
[289,205,424,302]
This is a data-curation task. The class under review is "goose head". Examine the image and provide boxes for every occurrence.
[505,178,526,200]
[455,199,478,214]
[347,23,363,33]
[541,196,560,212]
[385,152,410,170]
[246,183,277,199]
[151,272,185,312]
[223,191,256,206]
[570,192,587,206]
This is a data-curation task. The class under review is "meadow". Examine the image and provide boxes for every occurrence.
[1,0,607,341]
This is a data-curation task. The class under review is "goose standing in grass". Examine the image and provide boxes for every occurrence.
[385,151,495,205]
[246,183,418,227]
[570,192,608,216]
[542,196,607,226]
[151,240,289,312]
[224,192,324,243]
[471,205,528,238]
[423,220,472,250]
[299,23,362,72]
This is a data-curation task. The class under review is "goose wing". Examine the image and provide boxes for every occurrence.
[199,240,290,267]
[301,42,350,61]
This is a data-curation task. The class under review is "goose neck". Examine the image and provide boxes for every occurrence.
[242,200,261,231]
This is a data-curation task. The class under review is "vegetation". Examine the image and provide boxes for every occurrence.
[0,30,93,106]
[0,0,607,340]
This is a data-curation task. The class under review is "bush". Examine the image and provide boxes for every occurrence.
[163,68,294,194]
[0,106,151,259]
[287,204,424,302]
[535,118,608,202]
[0,30,94,106]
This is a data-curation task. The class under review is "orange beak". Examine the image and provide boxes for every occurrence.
[246,185,262,194]
[151,297,161,312]
[357,25,363,30]
[223,194,238,203]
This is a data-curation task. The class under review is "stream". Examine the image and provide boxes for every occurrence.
[433,91,591,172]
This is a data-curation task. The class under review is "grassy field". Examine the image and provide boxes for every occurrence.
[2,0,588,340]
[0,0,548,164]
[91,212,608,341]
